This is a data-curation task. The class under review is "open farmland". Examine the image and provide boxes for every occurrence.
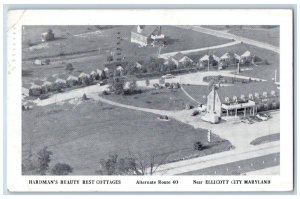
[22,100,232,175]
[103,88,198,111]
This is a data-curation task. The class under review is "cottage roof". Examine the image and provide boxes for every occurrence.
[234,53,241,60]
[241,51,251,57]
[172,52,188,61]
[79,72,89,78]
[116,66,124,71]
[212,54,220,62]
[200,55,210,61]
[216,81,279,103]
[42,81,52,86]
[67,75,79,81]
[31,83,42,89]
[131,25,160,37]
[188,54,203,62]
[55,78,67,83]
[220,53,230,59]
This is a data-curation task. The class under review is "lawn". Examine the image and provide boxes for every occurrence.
[250,133,280,145]
[201,25,280,47]
[102,88,198,111]
[22,100,232,175]
[228,26,279,47]
[181,85,211,104]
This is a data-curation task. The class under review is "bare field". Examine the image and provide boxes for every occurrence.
[22,100,232,175]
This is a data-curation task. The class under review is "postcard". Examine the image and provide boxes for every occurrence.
[6,9,294,192]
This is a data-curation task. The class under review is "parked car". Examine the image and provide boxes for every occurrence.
[250,115,262,122]
[262,113,271,118]
[97,80,106,86]
[198,104,207,112]
[191,110,200,116]
[241,117,254,124]
[256,113,268,121]
[162,74,175,79]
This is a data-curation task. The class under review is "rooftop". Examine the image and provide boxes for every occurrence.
[216,81,279,103]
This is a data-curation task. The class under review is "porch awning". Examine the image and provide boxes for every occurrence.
[221,100,255,110]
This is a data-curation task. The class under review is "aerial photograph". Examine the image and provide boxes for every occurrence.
[21,25,280,176]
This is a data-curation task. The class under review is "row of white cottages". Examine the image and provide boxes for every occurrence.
[162,50,254,69]
[23,69,110,97]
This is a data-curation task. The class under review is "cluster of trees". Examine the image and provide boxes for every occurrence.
[22,147,73,175]
[106,77,140,95]
[96,151,169,175]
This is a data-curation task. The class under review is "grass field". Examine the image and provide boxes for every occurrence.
[250,133,280,145]
[22,100,232,175]
[22,25,231,85]
[102,88,198,111]
[228,26,279,47]
[181,85,210,104]
[201,25,279,47]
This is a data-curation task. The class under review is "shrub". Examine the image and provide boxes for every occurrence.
[65,63,74,71]
[51,163,73,175]
[165,82,170,88]
[194,142,204,150]
[82,93,87,100]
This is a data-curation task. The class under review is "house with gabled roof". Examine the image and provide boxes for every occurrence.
[206,81,279,120]
[171,52,193,67]
[199,54,220,68]
[131,25,163,46]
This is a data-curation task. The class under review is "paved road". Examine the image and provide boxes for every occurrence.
[180,152,279,175]
[154,141,279,175]
[158,40,240,59]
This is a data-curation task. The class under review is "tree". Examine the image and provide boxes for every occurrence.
[82,93,88,100]
[96,151,170,176]
[65,63,74,71]
[96,154,139,175]
[208,79,215,91]
[51,163,73,175]
[36,147,53,175]
[107,55,113,63]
